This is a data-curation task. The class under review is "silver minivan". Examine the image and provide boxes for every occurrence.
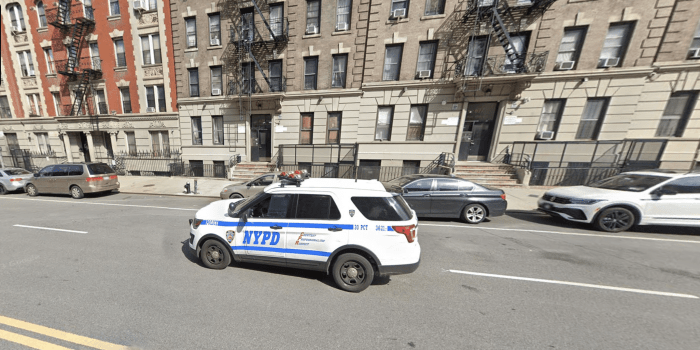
[26,163,120,199]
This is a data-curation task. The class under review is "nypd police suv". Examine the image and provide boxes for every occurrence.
[188,171,421,292]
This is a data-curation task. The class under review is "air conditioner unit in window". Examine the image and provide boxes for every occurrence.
[146,107,156,112]
[133,0,145,11]
[337,23,348,31]
[600,57,620,68]
[556,61,575,70]
[392,9,406,18]
[538,131,555,140]
[306,25,318,34]
[210,38,220,46]
[689,48,700,59]
[418,70,431,78]
[212,89,221,96]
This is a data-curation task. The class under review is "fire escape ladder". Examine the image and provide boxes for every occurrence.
[527,0,557,16]
[491,5,522,69]
[251,0,277,41]
[246,45,273,91]
[70,71,91,116]
[65,21,90,73]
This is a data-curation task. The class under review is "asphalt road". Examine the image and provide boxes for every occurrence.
[1,192,699,350]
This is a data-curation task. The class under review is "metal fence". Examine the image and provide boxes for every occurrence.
[171,163,229,178]
[113,149,182,176]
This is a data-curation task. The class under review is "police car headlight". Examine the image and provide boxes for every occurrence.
[192,218,203,229]
[570,199,604,205]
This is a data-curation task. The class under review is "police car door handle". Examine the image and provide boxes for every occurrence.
[269,225,283,230]
[328,226,343,232]
[422,194,431,197]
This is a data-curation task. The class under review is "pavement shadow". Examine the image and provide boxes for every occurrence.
[506,210,700,237]
[14,190,120,200]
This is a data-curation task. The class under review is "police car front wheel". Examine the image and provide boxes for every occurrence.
[201,240,232,269]
[332,253,374,293]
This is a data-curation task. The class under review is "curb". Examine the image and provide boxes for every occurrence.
[117,190,220,199]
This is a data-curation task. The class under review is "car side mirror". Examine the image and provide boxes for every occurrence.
[245,208,253,219]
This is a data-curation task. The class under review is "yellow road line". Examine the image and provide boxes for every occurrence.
[0,329,75,350]
[0,316,128,350]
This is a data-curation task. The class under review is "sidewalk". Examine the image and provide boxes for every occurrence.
[116,176,549,211]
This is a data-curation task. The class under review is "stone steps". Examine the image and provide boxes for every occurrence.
[452,163,521,187]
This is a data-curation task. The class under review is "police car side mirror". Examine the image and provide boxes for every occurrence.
[245,208,253,219]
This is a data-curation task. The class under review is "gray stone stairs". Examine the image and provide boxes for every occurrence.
[230,162,272,180]
[452,163,521,187]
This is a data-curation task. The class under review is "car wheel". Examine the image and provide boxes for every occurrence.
[0,185,6,195]
[200,239,231,270]
[332,253,374,293]
[462,204,486,224]
[26,184,38,197]
[70,186,84,199]
[594,207,635,233]
[229,193,243,199]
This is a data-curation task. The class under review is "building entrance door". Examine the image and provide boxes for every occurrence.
[79,133,91,162]
[458,102,498,161]
[250,115,272,162]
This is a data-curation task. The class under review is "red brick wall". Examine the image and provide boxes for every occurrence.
[0,14,25,118]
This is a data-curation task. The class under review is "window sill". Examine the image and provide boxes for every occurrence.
[331,31,351,36]
[386,17,410,24]
[185,48,198,52]
[45,73,57,78]
[114,66,128,72]
[36,27,48,33]
[207,45,223,50]
[303,33,322,39]
[420,14,446,21]
[107,15,121,21]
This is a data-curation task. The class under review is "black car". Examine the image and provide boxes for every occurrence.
[382,174,507,224]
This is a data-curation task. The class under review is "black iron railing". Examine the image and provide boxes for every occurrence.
[456,51,549,78]
[231,18,289,44]
[55,58,103,76]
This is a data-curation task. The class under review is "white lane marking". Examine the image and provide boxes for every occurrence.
[448,269,699,299]
[1,197,197,211]
[421,224,700,244]
[13,224,87,234]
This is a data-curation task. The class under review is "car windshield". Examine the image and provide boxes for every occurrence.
[231,191,267,214]
[587,174,671,192]
[4,169,32,176]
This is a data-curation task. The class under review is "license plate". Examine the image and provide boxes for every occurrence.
[103,176,110,180]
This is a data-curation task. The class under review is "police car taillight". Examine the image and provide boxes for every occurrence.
[392,224,416,243]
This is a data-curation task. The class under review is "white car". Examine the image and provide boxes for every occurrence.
[189,174,420,292]
[538,170,700,232]
[0,168,34,194]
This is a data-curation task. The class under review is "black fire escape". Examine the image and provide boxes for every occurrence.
[227,0,289,96]
[47,0,102,120]
[456,0,555,81]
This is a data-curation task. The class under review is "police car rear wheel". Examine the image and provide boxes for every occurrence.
[332,253,374,293]
[201,240,231,270]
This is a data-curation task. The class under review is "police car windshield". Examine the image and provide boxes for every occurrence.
[232,191,267,214]
[587,174,671,192]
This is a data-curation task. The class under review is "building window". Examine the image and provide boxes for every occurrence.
[0,96,12,119]
[145,85,166,112]
[241,9,254,41]
[241,62,256,94]
[332,54,347,88]
[95,89,107,114]
[416,41,437,79]
[185,17,197,48]
[143,0,157,11]
[120,88,131,113]
[189,69,199,97]
[383,45,403,81]
[36,133,51,154]
[375,106,393,140]
[212,116,224,145]
[301,113,313,144]
[599,22,634,68]
[306,0,320,34]
[126,131,137,155]
[689,20,700,59]
[141,34,162,65]
[209,14,221,46]
[89,42,101,70]
[424,0,444,16]
[18,51,35,77]
[464,36,488,76]
[114,39,126,67]
[391,0,409,17]
[556,27,586,70]
[304,57,318,90]
[327,112,341,144]
[336,0,351,31]
[150,131,170,156]
[27,94,42,117]
[656,92,698,137]
[407,105,427,141]
[503,33,529,72]
[536,100,565,139]
[269,60,283,92]
[44,48,55,74]
[7,3,26,32]
[37,1,47,27]
[576,98,609,140]
[52,93,61,116]
[191,117,202,145]
[109,0,120,16]
[211,66,223,95]
[270,4,284,37]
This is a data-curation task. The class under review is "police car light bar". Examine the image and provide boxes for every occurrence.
[278,170,310,187]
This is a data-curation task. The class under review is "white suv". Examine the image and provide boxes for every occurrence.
[538,170,700,232]
[189,175,420,292]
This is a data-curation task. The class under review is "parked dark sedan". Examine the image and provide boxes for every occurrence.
[382,174,507,224]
